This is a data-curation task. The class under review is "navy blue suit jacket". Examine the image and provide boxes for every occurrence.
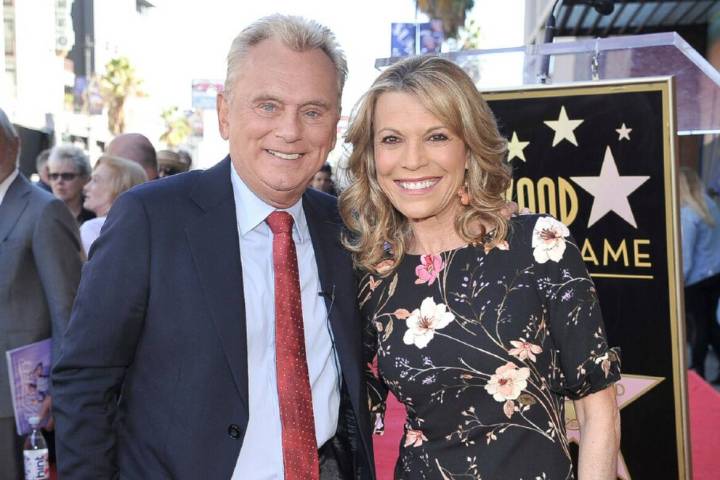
[52,157,374,479]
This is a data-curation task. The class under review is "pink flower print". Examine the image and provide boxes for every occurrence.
[414,254,444,285]
[484,362,530,402]
[404,428,428,447]
[508,339,543,362]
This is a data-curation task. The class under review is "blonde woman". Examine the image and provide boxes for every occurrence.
[80,155,147,255]
[678,166,720,381]
[340,56,621,479]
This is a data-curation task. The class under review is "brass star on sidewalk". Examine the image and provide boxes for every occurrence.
[565,374,664,480]
[507,131,530,162]
[616,123,632,141]
[544,106,584,147]
[571,146,650,228]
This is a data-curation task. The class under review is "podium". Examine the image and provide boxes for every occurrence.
[374,32,720,480]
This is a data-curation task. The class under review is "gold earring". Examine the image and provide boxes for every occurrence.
[457,182,470,206]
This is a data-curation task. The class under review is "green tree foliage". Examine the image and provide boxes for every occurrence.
[100,57,143,135]
[417,0,475,39]
[160,107,191,148]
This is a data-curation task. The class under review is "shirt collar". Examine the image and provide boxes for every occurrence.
[230,165,306,241]
[0,169,19,206]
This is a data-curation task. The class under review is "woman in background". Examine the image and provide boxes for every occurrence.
[340,56,621,479]
[80,155,147,255]
[679,166,720,382]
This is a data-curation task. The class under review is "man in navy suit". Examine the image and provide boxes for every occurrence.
[53,15,375,479]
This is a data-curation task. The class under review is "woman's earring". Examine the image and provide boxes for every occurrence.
[457,183,470,206]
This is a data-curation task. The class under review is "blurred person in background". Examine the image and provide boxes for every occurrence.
[0,108,83,480]
[178,149,193,170]
[48,145,95,225]
[679,166,720,382]
[157,149,191,177]
[106,133,158,180]
[80,155,148,255]
[35,148,52,192]
[310,162,337,195]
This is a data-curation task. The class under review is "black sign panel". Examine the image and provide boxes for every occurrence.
[485,79,689,480]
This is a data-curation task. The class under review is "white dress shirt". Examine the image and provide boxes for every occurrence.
[230,167,340,480]
[0,169,19,206]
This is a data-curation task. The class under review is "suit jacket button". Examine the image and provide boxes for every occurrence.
[228,424,242,439]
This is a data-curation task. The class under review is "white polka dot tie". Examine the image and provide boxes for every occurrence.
[266,211,319,480]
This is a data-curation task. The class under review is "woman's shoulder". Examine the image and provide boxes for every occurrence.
[506,213,567,243]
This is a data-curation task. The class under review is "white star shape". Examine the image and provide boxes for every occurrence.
[571,146,650,228]
[507,131,530,162]
[616,123,632,141]
[544,106,584,147]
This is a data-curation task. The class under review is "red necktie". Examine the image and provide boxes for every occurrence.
[266,211,320,480]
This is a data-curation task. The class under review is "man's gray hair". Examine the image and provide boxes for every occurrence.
[224,14,348,105]
[0,108,18,143]
[48,145,91,177]
[0,108,20,165]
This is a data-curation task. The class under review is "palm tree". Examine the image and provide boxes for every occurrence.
[416,0,475,39]
[100,57,143,135]
[159,107,191,148]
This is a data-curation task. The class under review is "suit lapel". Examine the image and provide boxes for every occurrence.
[303,192,361,382]
[185,158,248,410]
[0,174,32,243]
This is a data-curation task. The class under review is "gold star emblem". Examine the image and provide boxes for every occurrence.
[507,131,530,162]
[544,106,584,147]
[616,123,632,141]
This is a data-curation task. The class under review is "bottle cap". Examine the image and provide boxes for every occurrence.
[28,416,40,427]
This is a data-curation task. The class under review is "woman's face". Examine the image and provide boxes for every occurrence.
[83,164,115,216]
[48,158,88,205]
[372,91,468,225]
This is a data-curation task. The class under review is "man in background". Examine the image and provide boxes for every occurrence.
[0,108,83,479]
[35,148,52,192]
[310,163,337,196]
[105,132,159,180]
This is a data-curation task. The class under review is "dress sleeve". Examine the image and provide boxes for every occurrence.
[531,215,621,400]
[358,270,390,435]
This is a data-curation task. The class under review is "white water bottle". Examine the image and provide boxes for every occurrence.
[23,416,49,480]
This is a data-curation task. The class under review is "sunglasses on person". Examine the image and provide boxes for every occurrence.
[159,166,181,176]
[49,172,81,181]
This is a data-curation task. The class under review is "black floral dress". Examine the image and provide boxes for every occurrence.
[359,214,620,480]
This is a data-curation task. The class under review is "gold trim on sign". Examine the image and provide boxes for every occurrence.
[589,273,654,280]
[484,78,690,479]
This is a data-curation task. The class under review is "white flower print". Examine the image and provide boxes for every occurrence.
[532,217,570,263]
[402,297,455,349]
[508,339,543,362]
[484,362,531,402]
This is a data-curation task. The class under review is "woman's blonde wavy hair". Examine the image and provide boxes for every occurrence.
[339,55,511,274]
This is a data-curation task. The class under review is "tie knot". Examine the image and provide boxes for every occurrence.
[266,211,294,235]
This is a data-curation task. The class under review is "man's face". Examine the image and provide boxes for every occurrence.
[0,132,18,181]
[311,171,333,193]
[217,38,340,208]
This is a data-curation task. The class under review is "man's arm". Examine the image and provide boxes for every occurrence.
[52,192,151,478]
[33,198,83,365]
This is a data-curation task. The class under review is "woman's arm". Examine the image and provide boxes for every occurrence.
[574,385,621,480]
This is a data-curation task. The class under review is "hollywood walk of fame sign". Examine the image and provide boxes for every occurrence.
[485,79,690,479]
